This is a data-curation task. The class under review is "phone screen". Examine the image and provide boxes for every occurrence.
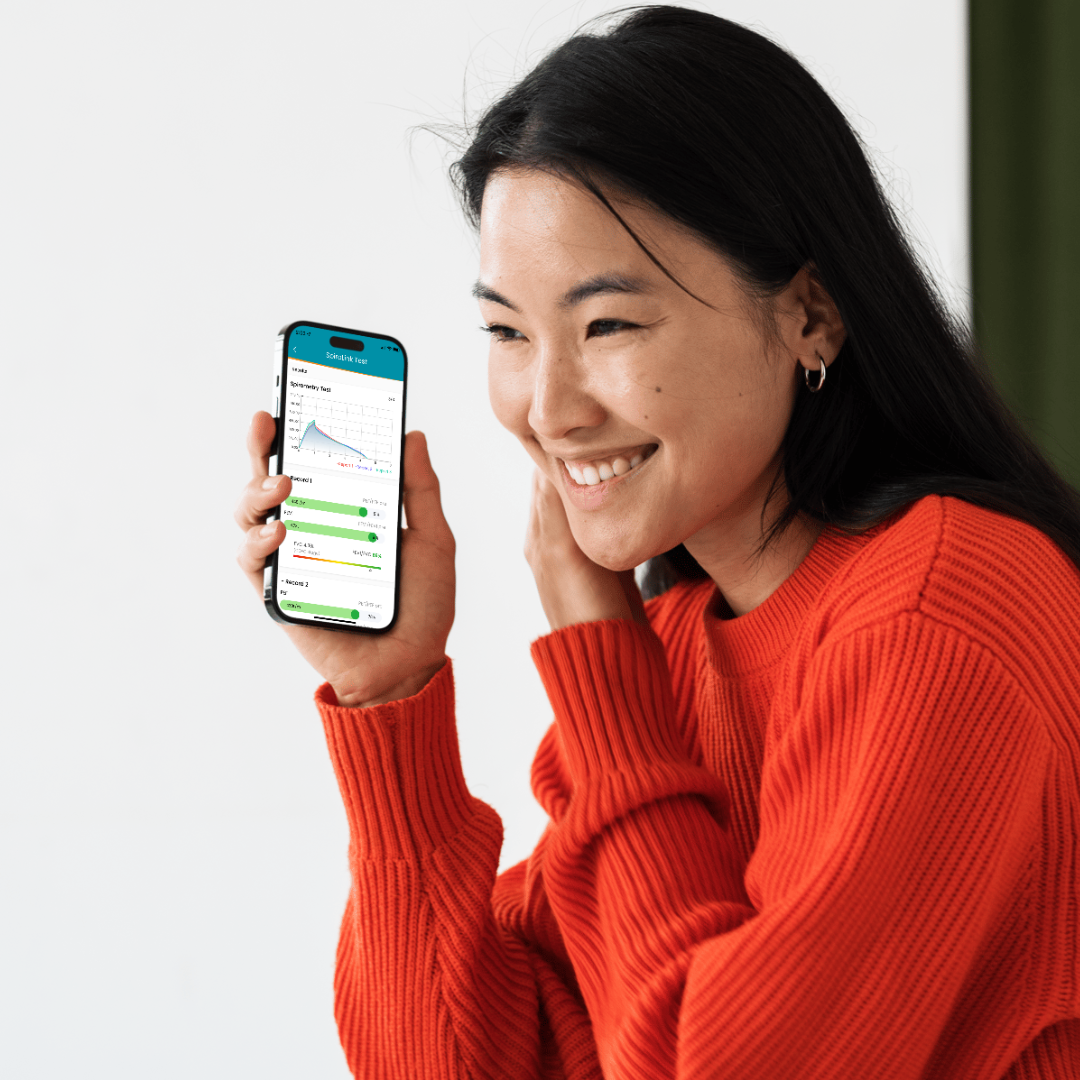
[266,322,406,632]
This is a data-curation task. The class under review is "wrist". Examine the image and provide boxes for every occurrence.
[540,573,634,631]
[332,659,447,708]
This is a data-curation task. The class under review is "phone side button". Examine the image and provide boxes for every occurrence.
[263,565,273,600]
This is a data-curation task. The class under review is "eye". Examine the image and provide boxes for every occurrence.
[586,319,635,338]
[480,324,525,343]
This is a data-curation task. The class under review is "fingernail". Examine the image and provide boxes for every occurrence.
[261,476,279,490]
[260,522,276,537]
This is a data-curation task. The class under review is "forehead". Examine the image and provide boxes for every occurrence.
[479,169,682,281]
[481,170,627,236]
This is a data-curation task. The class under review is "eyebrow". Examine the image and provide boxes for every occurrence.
[471,272,652,313]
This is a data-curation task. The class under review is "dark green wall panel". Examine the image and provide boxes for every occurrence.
[970,0,1080,485]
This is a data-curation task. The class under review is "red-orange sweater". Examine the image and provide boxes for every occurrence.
[316,496,1080,1079]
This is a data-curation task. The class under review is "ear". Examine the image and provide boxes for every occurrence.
[775,265,846,375]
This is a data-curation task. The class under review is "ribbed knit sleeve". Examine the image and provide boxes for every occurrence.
[317,661,477,859]
[530,621,731,846]
[531,614,1059,1080]
[316,661,602,1079]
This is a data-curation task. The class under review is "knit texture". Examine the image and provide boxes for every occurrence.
[316,496,1080,1079]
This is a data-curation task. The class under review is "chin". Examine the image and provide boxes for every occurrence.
[590,552,638,573]
[568,510,678,572]
[575,535,657,574]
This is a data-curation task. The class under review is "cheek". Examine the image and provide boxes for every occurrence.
[487,357,530,436]
[657,379,795,499]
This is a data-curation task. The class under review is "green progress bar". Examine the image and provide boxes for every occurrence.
[280,600,359,620]
[286,520,378,542]
[286,496,368,518]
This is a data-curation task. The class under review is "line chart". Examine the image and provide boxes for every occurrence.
[298,421,369,459]
[286,392,396,470]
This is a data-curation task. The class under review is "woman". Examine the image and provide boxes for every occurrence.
[235,7,1080,1077]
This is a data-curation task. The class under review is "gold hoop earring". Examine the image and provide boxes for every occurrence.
[804,353,827,392]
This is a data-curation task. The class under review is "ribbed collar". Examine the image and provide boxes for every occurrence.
[700,520,890,677]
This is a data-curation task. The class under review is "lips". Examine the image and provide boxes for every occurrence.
[560,444,657,487]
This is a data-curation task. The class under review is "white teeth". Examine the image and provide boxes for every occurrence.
[563,448,654,487]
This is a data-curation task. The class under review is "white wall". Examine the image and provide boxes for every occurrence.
[1,1,967,1076]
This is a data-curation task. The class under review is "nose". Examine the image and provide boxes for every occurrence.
[526,343,606,442]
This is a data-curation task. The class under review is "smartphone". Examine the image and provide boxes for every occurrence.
[263,320,407,633]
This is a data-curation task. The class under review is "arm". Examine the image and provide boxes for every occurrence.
[533,616,1052,1080]
[317,662,603,1080]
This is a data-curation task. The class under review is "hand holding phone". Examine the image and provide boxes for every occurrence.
[235,326,455,706]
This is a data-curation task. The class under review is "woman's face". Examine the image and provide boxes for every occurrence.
[477,168,810,573]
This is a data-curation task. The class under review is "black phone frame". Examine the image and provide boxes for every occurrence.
[263,319,407,635]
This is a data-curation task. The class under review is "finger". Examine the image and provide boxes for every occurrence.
[234,472,293,531]
[528,467,574,545]
[247,411,277,479]
[237,520,285,589]
[524,470,548,565]
[401,431,453,543]
[531,467,558,517]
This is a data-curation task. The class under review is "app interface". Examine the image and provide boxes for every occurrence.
[273,325,405,630]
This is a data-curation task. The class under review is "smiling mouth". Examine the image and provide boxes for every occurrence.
[558,444,657,487]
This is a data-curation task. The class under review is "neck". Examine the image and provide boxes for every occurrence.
[684,499,824,618]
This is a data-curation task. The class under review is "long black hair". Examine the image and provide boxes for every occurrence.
[451,5,1080,595]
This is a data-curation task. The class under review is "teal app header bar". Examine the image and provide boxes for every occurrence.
[286,324,405,381]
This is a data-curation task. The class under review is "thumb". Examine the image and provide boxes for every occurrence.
[401,430,453,541]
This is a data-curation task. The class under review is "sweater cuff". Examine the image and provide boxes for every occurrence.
[530,620,690,787]
[315,660,478,860]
